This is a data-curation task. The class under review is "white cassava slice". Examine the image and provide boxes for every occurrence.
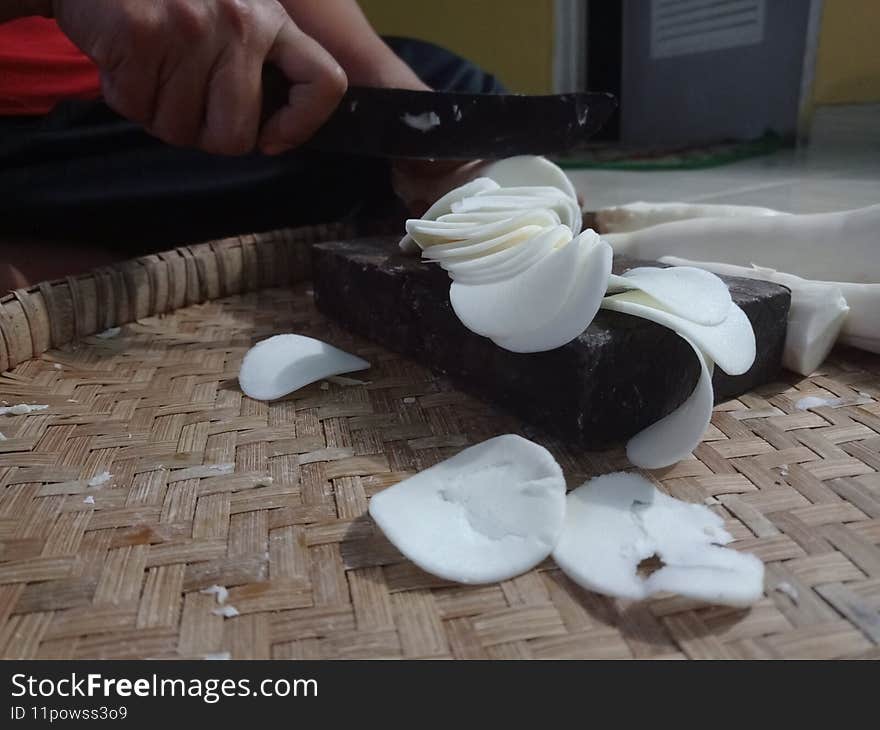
[607,266,732,326]
[484,156,579,209]
[449,234,582,339]
[602,289,755,376]
[659,256,854,375]
[454,187,582,232]
[399,177,499,252]
[442,225,570,285]
[422,225,543,264]
[239,334,369,401]
[368,434,566,584]
[420,177,499,220]
[408,209,558,250]
[625,338,714,469]
[494,233,613,353]
[552,472,764,606]
[435,211,517,224]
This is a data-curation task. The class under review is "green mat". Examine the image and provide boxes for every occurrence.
[555,132,788,171]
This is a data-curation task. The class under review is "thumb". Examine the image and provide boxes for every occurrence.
[258,21,347,155]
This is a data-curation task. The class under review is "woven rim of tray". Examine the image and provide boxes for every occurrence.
[0,224,357,373]
[0,223,879,660]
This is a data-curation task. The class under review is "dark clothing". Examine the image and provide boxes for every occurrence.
[0,37,505,248]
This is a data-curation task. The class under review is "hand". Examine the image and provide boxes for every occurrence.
[52,0,348,155]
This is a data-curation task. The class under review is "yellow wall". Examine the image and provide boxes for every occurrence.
[812,0,880,104]
[358,0,555,94]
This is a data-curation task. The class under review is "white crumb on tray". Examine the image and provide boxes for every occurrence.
[200,585,229,605]
[87,471,112,488]
[795,395,846,410]
[203,652,231,661]
[95,327,121,339]
[403,397,417,404]
[83,495,95,505]
[775,581,799,602]
[0,404,49,416]
[0,433,5,441]
[53,363,63,370]
[211,605,239,618]
[402,111,441,132]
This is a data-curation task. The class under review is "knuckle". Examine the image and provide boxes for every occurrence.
[217,0,257,39]
[169,0,212,40]
[121,9,160,42]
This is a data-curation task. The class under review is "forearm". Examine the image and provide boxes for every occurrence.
[280,0,429,90]
[0,0,51,22]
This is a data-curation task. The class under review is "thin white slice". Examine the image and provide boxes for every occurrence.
[408,209,559,250]
[602,289,755,376]
[449,234,582,339]
[484,156,579,208]
[660,256,854,375]
[399,177,500,252]
[421,178,500,220]
[552,472,764,607]
[453,187,581,232]
[368,434,567,584]
[443,225,570,285]
[423,225,543,264]
[435,211,518,224]
[494,233,613,353]
[607,266,732,326]
[239,334,369,401]
[626,337,714,469]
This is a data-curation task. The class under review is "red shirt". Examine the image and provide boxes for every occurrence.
[0,17,100,116]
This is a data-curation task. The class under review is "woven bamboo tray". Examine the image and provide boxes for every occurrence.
[0,225,879,660]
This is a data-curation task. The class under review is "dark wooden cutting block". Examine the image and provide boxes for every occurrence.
[312,236,790,449]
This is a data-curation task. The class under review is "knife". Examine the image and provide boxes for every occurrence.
[261,65,616,159]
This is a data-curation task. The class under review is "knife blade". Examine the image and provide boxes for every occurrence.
[261,65,616,159]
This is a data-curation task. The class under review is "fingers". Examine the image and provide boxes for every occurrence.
[258,20,347,155]
[58,0,345,156]
[146,53,212,148]
[198,49,264,155]
[100,60,160,127]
